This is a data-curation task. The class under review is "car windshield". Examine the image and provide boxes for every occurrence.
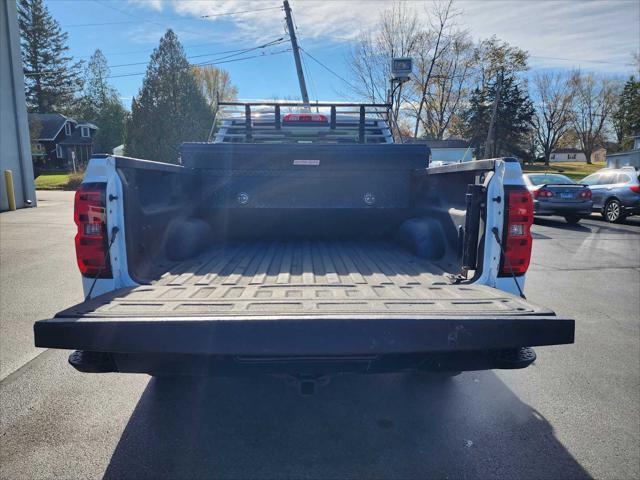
[528,174,575,186]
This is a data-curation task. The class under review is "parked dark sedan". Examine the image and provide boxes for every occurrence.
[523,173,593,224]
[580,167,640,223]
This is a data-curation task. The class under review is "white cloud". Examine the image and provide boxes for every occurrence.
[128,0,639,74]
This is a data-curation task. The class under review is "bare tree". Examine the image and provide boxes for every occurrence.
[571,73,617,164]
[345,1,474,140]
[419,31,474,139]
[531,71,576,166]
[346,1,422,125]
[411,0,457,137]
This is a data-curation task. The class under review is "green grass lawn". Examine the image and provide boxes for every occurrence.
[522,161,606,181]
[34,172,83,190]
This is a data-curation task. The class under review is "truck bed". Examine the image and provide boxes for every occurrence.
[61,240,543,318]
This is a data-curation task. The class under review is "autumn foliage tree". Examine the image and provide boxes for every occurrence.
[191,65,238,111]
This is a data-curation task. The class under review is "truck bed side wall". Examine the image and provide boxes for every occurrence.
[115,151,496,285]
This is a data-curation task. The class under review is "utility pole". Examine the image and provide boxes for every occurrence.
[283,0,309,106]
[483,69,504,159]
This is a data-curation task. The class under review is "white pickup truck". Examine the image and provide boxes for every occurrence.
[34,102,574,389]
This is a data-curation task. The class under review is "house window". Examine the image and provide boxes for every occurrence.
[81,126,90,138]
[568,153,577,160]
[56,144,63,158]
[550,154,555,160]
[64,122,71,136]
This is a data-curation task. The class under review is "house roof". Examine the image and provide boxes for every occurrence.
[552,148,582,154]
[76,122,98,130]
[58,129,93,146]
[606,149,640,158]
[28,113,77,141]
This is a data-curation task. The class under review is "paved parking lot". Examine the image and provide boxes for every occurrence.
[1,190,639,479]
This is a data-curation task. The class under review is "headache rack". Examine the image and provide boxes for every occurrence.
[208,101,394,144]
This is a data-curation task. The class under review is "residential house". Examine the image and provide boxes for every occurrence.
[549,148,586,162]
[550,147,607,163]
[606,135,640,169]
[28,113,98,172]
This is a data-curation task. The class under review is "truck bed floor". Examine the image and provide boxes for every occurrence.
[65,240,546,318]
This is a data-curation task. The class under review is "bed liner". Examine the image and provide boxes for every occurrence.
[58,240,548,319]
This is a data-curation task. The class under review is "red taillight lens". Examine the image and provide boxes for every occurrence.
[629,185,640,194]
[500,187,533,276]
[579,188,592,199]
[74,183,112,278]
[534,188,554,199]
[283,113,328,122]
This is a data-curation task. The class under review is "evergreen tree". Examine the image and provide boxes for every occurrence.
[463,75,534,159]
[75,50,128,154]
[18,0,83,113]
[125,30,211,163]
[612,77,640,150]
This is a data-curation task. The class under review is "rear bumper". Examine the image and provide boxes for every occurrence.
[69,347,540,376]
[35,314,574,374]
[534,200,592,216]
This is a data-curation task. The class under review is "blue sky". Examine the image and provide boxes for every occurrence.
[46,0,639,107]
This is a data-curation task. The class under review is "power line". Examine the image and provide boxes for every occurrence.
[108,38,285,68]
[529,55,634,67]
[65,20,138,27]
[105,48,291,79]
[90,0,207,37]
[298,46,359,91]
[24,39,288,76]
[300,47,318,102]
[65,4,282,27]
[200,5,282,18]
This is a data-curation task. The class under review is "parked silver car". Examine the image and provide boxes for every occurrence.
[523,173,593,224]
[580,167,640,223]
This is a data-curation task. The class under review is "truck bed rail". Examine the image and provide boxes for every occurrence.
[210,101,392,144]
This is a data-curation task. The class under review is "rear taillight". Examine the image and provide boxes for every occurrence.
[534,188,554,199]
[500,187,533,277]
[629,185,640,194]
[579,188,592,199]
[74,183,112,278]
[283,113,327,122]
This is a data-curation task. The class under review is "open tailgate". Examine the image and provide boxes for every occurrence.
[35,283,574,356]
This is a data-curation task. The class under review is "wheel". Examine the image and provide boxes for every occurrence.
[603,199,625,223]
[564,215,581,224]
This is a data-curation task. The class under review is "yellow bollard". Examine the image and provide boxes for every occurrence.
[4,170,17,211]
